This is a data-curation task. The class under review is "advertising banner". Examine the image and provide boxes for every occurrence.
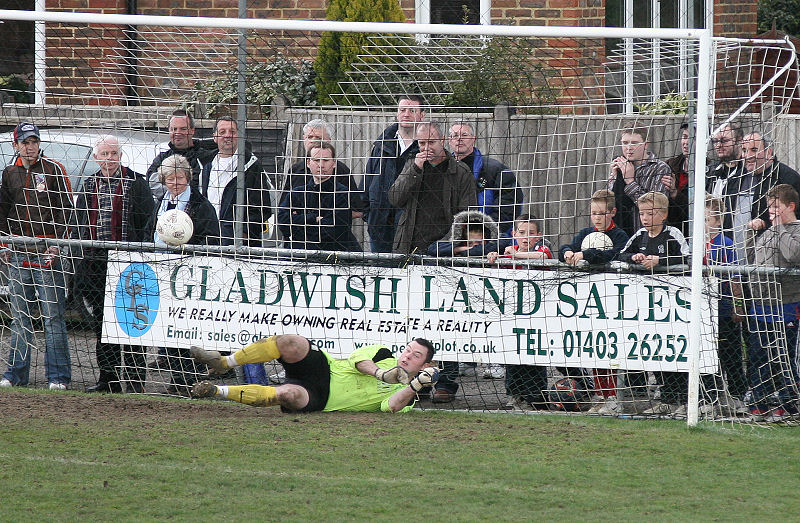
[103,251,719,372]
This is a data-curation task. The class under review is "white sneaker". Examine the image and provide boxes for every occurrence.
[597,396,621,415]
[458,363,478,377]
[671,404,687,419]
[48,382,67,391]
[482,364,505,380]
[642,402,677,416]
[731,397,749,416]
[0,378,11,388]
[587,396,607,414]
[268,369,286,384]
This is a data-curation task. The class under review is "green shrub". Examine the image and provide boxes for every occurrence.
[331,35,560,112]
[635,92,689,115]
[442,37,559,111]
[758,0,800,38]
[0,75,33,104]
[314,0,406,105]
[187,54,317,118]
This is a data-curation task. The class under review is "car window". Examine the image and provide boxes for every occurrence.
[0,141,93,192]
[0,143,16,173]
[39,142,93,191]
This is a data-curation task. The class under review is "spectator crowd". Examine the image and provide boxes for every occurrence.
[0,98,798,422]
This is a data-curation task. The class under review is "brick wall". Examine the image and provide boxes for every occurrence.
[489,0,605,113]
[490,0,603,27]
[713,0,758,38]
[46,0,128,104]
[40,0,760,109]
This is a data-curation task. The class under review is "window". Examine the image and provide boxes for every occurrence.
[605,0,709,113]
[416,0,490,26]
[430,0,481,24]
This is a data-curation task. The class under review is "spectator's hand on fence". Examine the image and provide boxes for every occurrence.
[487,251,499,263]
[565,251,584,265]
[640,255,659,269]
[610,156,633,183]
[0,249,10,264]
[410,367,440,392]
[374,365,411,384]
[749,218,766,230]
[619,159,635,184]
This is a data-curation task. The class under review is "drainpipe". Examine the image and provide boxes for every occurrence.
[125,0,139,105]
[34,0,45,104]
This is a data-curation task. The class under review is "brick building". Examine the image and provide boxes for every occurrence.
[1,0,759,110]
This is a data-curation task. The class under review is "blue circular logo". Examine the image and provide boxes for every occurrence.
[115,263,160,337]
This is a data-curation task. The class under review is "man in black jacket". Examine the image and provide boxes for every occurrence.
[72,135,155,394]
[448,121,522,235]
[363,95,426,253]
[717,130,800,262]
[283,119,366,220]
[196,116,271,246]
[146,109,215,200]
[706,122,745,199]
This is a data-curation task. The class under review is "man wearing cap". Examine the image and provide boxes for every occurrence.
[0,122,73,390]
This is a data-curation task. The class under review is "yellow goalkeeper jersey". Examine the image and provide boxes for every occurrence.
[322,344,414,413]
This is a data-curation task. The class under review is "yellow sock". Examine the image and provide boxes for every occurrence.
[233,336,280,365]
[223,385,278,407]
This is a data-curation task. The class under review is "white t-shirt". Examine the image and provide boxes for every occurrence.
[396,131,415,155]
[206,154,237,217]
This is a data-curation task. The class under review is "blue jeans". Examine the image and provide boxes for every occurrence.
[3,253,71,385]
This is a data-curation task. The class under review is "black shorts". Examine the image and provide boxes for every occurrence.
[280,347,331,413]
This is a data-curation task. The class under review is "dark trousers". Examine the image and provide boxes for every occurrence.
[506,364,547,401]
[748,318,799,411]
[81,254,146,388]
[718,315,746,398]
[434,361,460,393]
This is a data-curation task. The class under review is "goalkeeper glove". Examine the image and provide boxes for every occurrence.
[374,365,411,384]
[409,367,440,392]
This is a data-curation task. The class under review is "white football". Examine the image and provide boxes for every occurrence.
[156,208,193,246]
[581,231,613,251]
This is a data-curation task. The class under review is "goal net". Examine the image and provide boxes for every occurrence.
[0,9,798,425]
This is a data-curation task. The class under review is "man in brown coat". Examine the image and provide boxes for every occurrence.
[388,121,476,254]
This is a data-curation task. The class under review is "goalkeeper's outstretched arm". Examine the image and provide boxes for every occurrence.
[387,367,440,412]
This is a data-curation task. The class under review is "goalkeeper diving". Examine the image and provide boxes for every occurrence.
[190,335,440,413]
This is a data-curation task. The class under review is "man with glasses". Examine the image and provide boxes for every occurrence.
[448,121,522,236]
[714,130,800,261]
[706,122,745,200]
[607,124,670,237]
